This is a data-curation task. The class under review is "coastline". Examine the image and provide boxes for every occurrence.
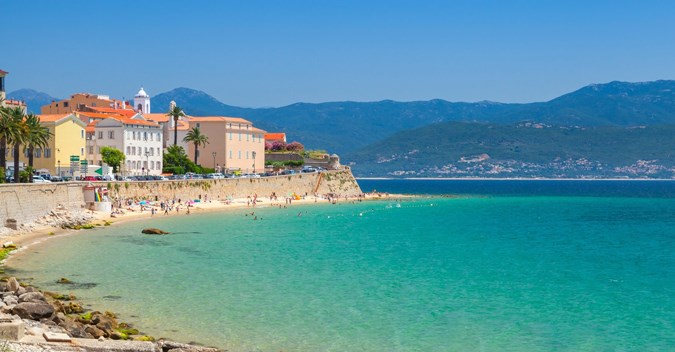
[0,191,404,350]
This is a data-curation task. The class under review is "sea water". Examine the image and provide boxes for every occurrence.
[7,180,675,351]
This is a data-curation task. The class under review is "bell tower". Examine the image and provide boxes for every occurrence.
[133,87,151,113]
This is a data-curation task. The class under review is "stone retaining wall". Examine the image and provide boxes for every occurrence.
[0,169,362,227]
[107,169,362,202]
[0,182,85,227]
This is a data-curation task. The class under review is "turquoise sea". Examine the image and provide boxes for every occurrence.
[7,180,675,351]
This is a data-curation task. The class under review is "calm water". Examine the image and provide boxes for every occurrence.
[7,180,675,351]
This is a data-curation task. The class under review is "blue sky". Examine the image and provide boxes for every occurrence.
[5,0,675,107]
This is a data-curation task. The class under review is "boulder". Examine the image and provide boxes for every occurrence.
[6,277,20,293]
[58,319,92,338]
[19,292,45,303]
[3,295,18,305]
[12,301,55,320]
[142,228,170,235]
[85,325,106,339]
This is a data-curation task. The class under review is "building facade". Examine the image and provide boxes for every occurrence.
[41,93,128,114]
[85,114,163,176]
[133,87,150,114]
[10,113,87,176]
[186,117,266,173]
[0,69,27,111]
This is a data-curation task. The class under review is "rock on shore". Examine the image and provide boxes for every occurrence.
[0,277,221,352]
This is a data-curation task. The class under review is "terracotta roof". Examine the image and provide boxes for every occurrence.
[118,117,160,127]
[169,120,190,131]
[265,133,286,141]
[251,127,267,134]
[143,113,171,122]
[188,116,251,124]
[37,114,71,122]
[0,69,7,75]
[3,99,26,106]
[77,112,124,119]
[85,106,137,117]
[85,120,101,133]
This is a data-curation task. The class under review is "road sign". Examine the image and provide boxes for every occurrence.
[70,155,79,162]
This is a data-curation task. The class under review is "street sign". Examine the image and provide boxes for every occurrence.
[70,155,79,162]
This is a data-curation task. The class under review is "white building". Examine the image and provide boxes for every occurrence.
[86,114,163,176]
[133,87,151,114]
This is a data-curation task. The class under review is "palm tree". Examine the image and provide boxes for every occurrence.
[24,114,52,182]
[6,107,28,182]
[166,106,186,147]
[0,103,10,176]
[183,127,209,165]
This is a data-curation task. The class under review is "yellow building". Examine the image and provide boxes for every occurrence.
[14,113,87,176]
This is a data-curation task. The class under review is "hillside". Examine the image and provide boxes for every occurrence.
[345,122,675,178]
[149,81,675,155]
[7,89,58,114]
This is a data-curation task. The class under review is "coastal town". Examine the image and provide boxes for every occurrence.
[1,68,319,182]
[0,69,365,352]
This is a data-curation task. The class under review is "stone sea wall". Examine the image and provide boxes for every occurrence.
[0,169,362,227]
[0,182,85,227]
[107,169,362,202]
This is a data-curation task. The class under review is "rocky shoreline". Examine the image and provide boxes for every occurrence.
[0,277,220,352]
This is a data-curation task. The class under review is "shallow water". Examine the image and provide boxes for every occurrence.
[8,181,675,351]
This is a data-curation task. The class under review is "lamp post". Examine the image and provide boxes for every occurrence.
[252,151,257,173]
[145,151,150,176]
[57,160,61,177]
[212,152,216,171]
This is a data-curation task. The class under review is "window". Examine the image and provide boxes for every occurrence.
[63,102,69,108]
[35,149,42,158]
[196,123,200,128]
[246,133,249,142]
[98,131,103,139]
[108,131,115,139]
[157,132,161,141]
[88,146,94,154]
[81,130,84,138]
[229,150,232,159]
[127,131,130,140]
[150,133,153,141]
[126,146,130,155]
[238,150,241,159]
[196,150,200,159]
[81,148,84,156]
[157,147,160,155]
[144,132,148,141]
[238,133,241,141]
[97,147,101,154]
[45,148,51,158]
[229,132,232,140]
[157,161,161,170]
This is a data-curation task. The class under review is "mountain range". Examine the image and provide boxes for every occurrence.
[9,80,675,178]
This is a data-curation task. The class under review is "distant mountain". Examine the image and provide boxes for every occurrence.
[151,87,251,117]
[149,81,675,156]
[7,89,58,114]
[345,121,675,178]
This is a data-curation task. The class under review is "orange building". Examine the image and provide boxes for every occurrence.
[41,93,128,114]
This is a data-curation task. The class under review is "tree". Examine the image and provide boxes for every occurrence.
[183,127,209,165]
[264,141,273,151]
[0,102,13,177]
[24,114,52,178]
[6,107,28,183]
[271,141,287,151]
[162,145,200,174]
[100,146,125,174]
[166,106,186,147]
[286,141,304,152]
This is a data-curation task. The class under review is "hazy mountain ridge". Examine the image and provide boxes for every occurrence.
[345,121,675,178]
[7,89,59,113]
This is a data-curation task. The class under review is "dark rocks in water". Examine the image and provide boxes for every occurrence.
[158,340,220,352]
[142,228,170,235]
[12,301,55,320]
[85,324,106,339]
[103,295,122,301]
[56,277,72,284]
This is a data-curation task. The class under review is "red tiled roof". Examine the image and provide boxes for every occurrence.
[85,120,101,133]
[118,117,160,127]
[77,112,124,119]
[37,114,71,122]
[265,133,286,141]
[188,116,251,124]
[0,69,8,75]
[85,106,137,117]
[143,113,171,122]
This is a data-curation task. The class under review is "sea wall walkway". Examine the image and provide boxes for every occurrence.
[0,169,362,228]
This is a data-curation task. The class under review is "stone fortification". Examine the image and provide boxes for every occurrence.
[0,169,362,228]
[108,169,362,202]
[0,182,85,228]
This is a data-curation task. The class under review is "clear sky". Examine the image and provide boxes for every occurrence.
[4,0,675,107]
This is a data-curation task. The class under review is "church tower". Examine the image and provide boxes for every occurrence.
[134,87,151,113]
